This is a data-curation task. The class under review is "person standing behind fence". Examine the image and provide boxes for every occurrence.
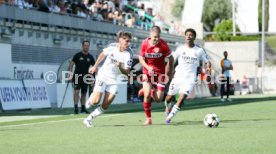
[68,40,95,114]
[220,51,233,102]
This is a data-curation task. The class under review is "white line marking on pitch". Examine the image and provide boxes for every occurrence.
[0,113,125,129]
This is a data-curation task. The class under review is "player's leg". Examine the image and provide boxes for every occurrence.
[142,77,153,125]
[83,80,106,127]
[220,76,226,102]
[226,77,231,101]
[164,95,172,116]
[80,82,90,114]
[164,79,179,116]
[73,83,80,114]
[152,74,167,102]
[165,81,194,124]
[83,84,117,127]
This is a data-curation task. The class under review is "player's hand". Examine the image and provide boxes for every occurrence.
[89,66,97,74]
[115,61,122,67]
[147,67,154,75]
[167,70,173,80]
[67,72,73,83]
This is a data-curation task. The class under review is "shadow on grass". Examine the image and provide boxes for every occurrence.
[92,118,276,128]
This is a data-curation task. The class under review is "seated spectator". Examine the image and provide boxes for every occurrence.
[125,13,135,28]
[37,0,49,13]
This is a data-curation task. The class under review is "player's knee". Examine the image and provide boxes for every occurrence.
[155,97,162,102]
[166,95,172,102]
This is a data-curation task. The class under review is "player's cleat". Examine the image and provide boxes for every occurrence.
[226,98,232,102]
[220,98,225,102]
[80,109,90,114]
[138,88,144,97]
[143,118,152,125]
[83,118,93,127]
[165,119,171,124]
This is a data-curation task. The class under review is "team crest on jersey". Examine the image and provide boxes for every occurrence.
[153,48,160,53]
[80,57,84,61]
[87,58,90,62]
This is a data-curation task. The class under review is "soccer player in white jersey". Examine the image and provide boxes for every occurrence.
[164,28,211,124]
[83,31,133,127]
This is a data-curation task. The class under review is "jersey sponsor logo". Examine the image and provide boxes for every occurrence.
[181,56,198,64]
[145,53,163,58]
[109,54,118,63]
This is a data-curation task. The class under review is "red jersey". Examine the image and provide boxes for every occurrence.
[139,38,171,74]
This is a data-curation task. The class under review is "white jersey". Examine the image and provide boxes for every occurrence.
[97,43,133,84]
[173,44,209,80]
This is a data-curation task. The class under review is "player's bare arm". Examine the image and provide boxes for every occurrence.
[139,57,154,74]
[68,60,75,81]
[89,52,106,74]
[166,55,174,80]
[116,61,131,75]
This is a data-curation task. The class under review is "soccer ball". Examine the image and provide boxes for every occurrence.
[203,113,220,128]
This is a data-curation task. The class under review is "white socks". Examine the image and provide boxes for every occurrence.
[86,106,105,121]
[167,105,180,120]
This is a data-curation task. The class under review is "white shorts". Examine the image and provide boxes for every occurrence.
[167,78,195,96]
[93,79,118,95]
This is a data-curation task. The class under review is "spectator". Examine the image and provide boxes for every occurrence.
[68,40,95,114]
[220,51,233,102]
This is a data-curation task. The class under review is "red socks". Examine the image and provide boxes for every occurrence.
[143,102,151,118]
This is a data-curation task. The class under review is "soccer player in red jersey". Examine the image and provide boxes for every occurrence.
[139,26,174,125]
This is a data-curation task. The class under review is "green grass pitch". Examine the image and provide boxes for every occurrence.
[1,94,276,154]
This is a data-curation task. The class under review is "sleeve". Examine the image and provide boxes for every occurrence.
[162,41,172,57]
[103,46,111,56]
[172,46,181,60]
[139,40,146,59]
[200,48,209,63]
[124,52,133,68]
[72,53,78,63]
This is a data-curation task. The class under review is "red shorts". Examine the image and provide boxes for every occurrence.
[141,74,168,91]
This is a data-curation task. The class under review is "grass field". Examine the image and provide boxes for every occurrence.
[1,94,276,154]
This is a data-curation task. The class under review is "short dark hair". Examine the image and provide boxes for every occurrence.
[82,40,90,46]
[117,30,132,40]
[185,28,196,38]
[151,26,161,33]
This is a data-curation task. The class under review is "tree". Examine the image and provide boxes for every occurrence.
[258,0,269,32]
[202,0,232,31]
[213,19,238,41]
[171,0,184,20]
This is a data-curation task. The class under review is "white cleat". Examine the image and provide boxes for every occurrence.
[83,118,93,128]
[220,98,225,102]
